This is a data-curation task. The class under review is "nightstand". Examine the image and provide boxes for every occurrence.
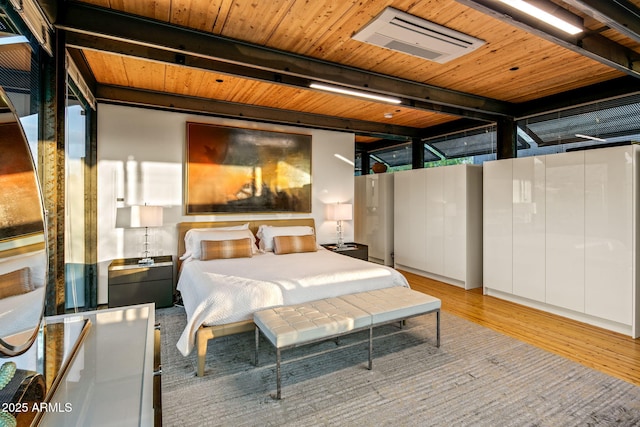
[108,255,174,308]
[322,243,368,261]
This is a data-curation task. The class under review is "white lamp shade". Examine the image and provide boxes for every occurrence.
[327,203,353,221]
[116,205,164,228]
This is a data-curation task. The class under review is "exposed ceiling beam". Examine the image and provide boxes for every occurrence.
[67,47,96,98]
[516,76,640,117]
[356,138,411,152]
[457,0,640,79]
[419,118,492,139]
[562,0,640,44]
[64,32,497,123]
[57,1,513,121]
[96,84,424,140]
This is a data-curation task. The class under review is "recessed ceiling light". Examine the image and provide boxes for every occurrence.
[310,83,402,104]
[384,113,393,118]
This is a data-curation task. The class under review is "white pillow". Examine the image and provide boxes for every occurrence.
[256,225,314,252]
[181,227,257,260]
[182,223,249,260]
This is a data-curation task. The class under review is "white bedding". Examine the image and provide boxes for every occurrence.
[176,247,409,356]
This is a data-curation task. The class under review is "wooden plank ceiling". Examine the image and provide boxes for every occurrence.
[56,0,640,145]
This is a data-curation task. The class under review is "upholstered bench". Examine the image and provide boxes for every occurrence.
[254,286,441,399]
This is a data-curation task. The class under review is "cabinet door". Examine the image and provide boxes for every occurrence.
[512,156,546,302]
[394,169,427,269]
[366,175,384,261]
[409,169,428,270]
[354,176,367,246]
[585,146,633,325]
[393,171,415,266]
[367,174,391,263]
[545,151,584,312]
[394,171,411,266]
[443,165,466,282]
[377,173,394,265]
[483,159,513,293]
[425,167,444,275]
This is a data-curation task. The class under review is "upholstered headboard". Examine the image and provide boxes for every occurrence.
[176,218,316,271]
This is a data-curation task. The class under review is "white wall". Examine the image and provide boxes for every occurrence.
[97,104,355,304]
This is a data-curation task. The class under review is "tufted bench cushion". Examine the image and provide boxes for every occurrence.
[253,297,371,348]
[340,286,441,325]
[254,286,441,399]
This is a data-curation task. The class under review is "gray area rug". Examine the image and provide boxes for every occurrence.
[158,305,640,426]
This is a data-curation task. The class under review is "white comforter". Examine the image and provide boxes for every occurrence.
[176,248,409,356]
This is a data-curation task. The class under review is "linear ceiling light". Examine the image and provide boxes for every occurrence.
[309,83,402,104]
[498,0,583,35]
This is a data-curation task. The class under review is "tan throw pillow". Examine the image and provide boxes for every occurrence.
[200,238,253,260]
[273,235,318,255]
[0,267,33,299]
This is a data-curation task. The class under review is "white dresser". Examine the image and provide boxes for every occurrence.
[393,164,483,289]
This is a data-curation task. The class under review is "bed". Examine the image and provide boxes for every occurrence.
[175,219,409,376]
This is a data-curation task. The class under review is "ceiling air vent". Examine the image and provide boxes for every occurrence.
[352,7,485,64]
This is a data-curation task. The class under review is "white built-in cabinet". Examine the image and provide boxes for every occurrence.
[483,145,640,337]
[394,164,483,289]
[354,173,394,265]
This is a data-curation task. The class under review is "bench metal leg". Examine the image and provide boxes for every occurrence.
[436,310,441,348]
[276,348,282,399]
[368,327,373,370]
[255,327,260,366]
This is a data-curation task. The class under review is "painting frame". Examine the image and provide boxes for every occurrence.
[184,122,312,215]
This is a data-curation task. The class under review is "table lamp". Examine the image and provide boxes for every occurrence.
[130,205,164,265]
[327,203,352,249]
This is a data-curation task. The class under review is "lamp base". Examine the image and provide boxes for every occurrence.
[335,242,347,250]
[138,257,154,266]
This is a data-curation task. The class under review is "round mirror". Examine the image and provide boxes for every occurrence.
[0,86,48,357]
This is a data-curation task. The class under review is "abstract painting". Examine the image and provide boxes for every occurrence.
[185,122,312,214]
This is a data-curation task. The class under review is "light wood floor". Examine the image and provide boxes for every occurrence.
[402,270,640,387]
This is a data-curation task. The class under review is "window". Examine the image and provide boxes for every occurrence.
[517,94,640,157]
[423,125,497,167]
